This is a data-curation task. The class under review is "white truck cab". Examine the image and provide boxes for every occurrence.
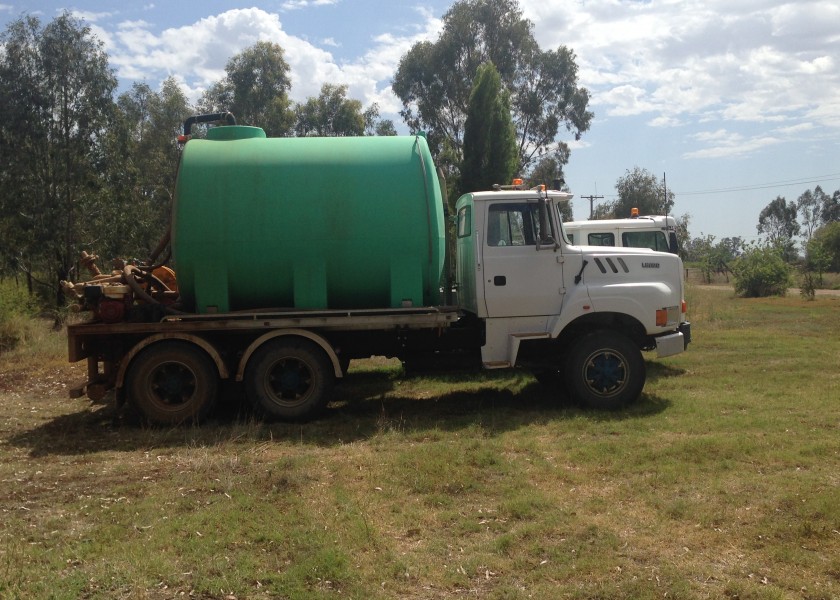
[455,188,689,409]
[564,212,679,254]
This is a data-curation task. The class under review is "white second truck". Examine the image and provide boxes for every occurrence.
[563,213,680,254]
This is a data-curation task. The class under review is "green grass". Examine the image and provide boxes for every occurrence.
[0,285,838,598]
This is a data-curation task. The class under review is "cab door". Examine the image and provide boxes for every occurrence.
[481,200,566,318]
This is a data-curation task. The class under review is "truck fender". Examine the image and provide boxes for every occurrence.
[235,329,343,382]
[115,333,230,390]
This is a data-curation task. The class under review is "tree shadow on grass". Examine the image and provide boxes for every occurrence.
[7,368,671,457]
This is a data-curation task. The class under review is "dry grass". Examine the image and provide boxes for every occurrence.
[1,287,838,599]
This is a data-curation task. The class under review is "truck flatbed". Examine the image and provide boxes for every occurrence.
[68,306,462,362]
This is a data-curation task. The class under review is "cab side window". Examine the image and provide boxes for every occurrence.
[486,203,555,247]
[487,203,530,246]
[587,232,615,246]
[457,205,471,238]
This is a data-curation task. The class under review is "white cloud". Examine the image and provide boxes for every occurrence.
[520,0,840,142]
[104,6,440,115]
[71,10,114,22]
[775,123,815,135]
[281,0,339,11]
[42,0,838,165]
[684,128,783,159]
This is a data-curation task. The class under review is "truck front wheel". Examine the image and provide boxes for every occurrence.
[126,341,219,425]
[245,339,333,421]
[565,331,645,410]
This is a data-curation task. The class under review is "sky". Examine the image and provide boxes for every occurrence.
[2,0,839,244]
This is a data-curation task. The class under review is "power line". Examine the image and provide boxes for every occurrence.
[580,172,840,201]
[674,172,840,196]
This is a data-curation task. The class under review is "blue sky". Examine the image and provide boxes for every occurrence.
[3,0,839,245]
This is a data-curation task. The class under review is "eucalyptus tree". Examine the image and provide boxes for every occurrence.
[294,84,366,137]
[797,186,827,242]
[757,196,800,262]
[525,150,574,221]
[392,0,591,178]
[593,167,675,219]
[0,13,116,303]
[199,41,295,136]
[294,84,396,137]
[98,77,193,261]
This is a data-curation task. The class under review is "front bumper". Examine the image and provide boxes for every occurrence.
[655,322,691,358]
[679,321,691,346]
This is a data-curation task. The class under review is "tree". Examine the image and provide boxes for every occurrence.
[821,189,840,224]
[362,103,397,136]
[810,221,840,272]
[199,41,294,136]
[460,63,518,194]
[527,150,573,221]
[594,167,675,219]
[99,77,192,260]
[798,186,826,242]
[0,13,116,305]
[373,119,398,137]
[294,84,390,137]
[675,213,691,260]
[757,196,799,261]
[392,0,591,177]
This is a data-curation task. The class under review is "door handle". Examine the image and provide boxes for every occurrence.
[493,275,506,286]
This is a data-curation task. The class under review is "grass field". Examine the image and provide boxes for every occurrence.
[0,286,838,599]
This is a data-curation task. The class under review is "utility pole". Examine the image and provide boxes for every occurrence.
[581,194,603,219]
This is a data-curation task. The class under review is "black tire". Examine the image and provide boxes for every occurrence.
[126,341,219,425]
[245,338,334,421]
[565,331,645,410]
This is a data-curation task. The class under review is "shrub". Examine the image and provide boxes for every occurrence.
[0,279,39,352]
[732,244,792,297]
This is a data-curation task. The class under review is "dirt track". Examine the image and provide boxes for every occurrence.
[694,284,840,297]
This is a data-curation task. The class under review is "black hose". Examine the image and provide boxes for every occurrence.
[123,265,185,315]
[183,112,236,136]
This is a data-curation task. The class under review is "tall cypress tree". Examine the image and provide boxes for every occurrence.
[461,62,518,195]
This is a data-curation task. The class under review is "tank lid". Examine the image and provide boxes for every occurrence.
[207,125,267,141]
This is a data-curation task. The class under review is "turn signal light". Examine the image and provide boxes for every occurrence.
[656,309,668,327]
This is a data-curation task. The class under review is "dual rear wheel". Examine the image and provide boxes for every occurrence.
[244,339,333,421]
[126,341,218,425]
[126,338,333,425]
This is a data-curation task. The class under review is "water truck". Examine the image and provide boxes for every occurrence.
[64,114,690,425]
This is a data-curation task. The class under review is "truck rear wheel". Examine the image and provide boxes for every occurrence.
[245,338,333,421]
[126,341,219,425]
[565,331,645,410]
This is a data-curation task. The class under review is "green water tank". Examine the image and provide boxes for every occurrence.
[172,126,446,313]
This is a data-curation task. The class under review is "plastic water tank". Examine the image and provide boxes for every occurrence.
[172,126,446,313]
